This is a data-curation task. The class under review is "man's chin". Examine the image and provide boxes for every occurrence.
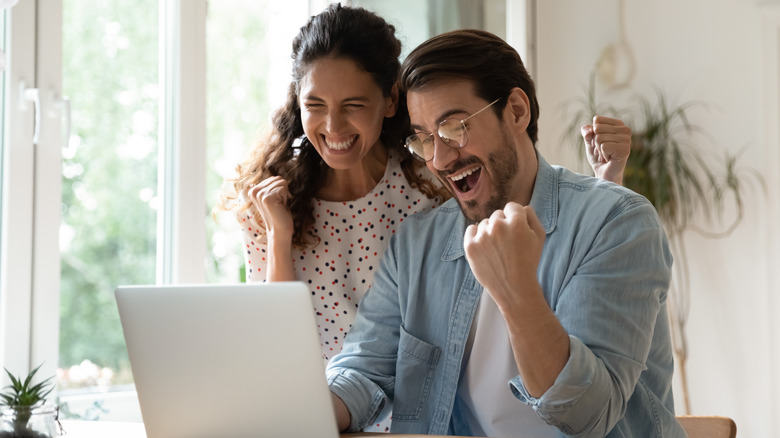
[458,199,486,225]
[457,194,509,224]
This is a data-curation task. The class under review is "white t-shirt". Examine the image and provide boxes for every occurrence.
[457,291,560,437]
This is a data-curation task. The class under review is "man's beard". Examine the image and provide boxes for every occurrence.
[440,128,520,224]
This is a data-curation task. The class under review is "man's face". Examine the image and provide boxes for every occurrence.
[407,80,536,222]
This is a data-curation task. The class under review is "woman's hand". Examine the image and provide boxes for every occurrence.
[249,176,294,243]
[249,176,296,281]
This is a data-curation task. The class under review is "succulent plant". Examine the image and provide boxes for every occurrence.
[0,364,55,437]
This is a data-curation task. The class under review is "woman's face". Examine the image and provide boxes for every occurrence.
[298,56,397,171]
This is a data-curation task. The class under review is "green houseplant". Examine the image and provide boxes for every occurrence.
[561,74,763,414]
[0,364,63,438]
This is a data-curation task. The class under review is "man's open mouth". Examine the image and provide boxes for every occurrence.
[449,166,482,193]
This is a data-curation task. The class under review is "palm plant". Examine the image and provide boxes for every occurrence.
[560,74,764,414]
[0,364,55,437]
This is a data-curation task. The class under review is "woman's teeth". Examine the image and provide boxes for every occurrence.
[325,136,356,151]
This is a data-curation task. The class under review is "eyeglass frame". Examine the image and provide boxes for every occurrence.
[404,97,502,162]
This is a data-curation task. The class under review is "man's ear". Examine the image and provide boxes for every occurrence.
[385,83,400,118]
[505,87,531,133]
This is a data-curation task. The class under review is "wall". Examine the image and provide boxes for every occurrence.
[531,1,780,436]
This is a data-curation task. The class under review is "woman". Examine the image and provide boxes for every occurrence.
[223,4,447,363]
[220,4,629,429]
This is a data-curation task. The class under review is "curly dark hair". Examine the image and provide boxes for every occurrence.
[218,3,447,248]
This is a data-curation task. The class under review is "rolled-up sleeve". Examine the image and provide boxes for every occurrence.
[508,195,673,437]
[328,368,387,432]
[509,336,615,435]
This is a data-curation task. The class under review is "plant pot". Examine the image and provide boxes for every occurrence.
[0,405,65,438]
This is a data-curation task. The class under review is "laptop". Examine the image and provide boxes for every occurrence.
[115,282,340,438]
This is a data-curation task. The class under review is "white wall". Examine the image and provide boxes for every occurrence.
[531,1,780,436]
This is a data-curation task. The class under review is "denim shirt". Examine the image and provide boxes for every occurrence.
[327,155,686,437]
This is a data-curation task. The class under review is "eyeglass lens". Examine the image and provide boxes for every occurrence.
[405,98,499,161]
[405,119,466,161]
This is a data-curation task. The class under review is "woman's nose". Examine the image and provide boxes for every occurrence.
[325,110,346,132]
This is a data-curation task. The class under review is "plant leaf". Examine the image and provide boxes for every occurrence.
[0,363,54,408]
[559,74,761,238]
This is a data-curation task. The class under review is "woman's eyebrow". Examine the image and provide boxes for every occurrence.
[302,94,371,103]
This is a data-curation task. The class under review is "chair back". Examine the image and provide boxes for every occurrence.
[676,415,737,438]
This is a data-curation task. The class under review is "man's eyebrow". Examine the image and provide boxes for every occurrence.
[410,108,468,132]
[410,123,427,132]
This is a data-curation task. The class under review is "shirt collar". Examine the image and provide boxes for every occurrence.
[530,153,558,235]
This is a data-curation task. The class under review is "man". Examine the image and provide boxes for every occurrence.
[327,29,684,437]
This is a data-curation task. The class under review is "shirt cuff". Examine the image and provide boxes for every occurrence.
[509,335,605,423]
[327,369,386,432]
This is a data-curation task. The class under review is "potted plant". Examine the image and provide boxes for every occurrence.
[560,74,764,414]
[0,364,64,438]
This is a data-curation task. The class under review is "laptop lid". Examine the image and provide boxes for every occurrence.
[115,282,339,438]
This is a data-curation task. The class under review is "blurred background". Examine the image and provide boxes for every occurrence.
[0,1,777,436]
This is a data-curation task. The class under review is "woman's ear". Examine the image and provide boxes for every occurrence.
[505,87,531,133]
[385,83,400,118]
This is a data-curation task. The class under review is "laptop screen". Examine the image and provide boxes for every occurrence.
[115,282,339,438]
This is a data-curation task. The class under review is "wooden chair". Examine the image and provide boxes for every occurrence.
[676,415,737,438]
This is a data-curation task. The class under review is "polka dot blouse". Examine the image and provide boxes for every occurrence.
[241,152,441,363]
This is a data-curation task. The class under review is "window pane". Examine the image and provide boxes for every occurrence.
[206,0,307,283]
[58,0,158,416]
[351,0,506,59]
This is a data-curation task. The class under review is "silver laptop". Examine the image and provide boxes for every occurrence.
[115,282,339,438]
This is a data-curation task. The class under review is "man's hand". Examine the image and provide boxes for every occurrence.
[464,203,569,397]
[463,203,546,309]
[581,115,631,185]
[331,392,351,432]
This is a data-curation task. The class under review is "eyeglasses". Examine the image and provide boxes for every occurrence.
[404,98,501,162]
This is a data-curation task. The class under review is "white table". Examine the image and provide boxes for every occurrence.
[60,420,146,438]
[59,420,453,437]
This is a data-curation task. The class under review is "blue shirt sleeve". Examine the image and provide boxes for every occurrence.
[510,196,674,436]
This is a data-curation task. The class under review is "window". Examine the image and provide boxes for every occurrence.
[351,0,507,60]
[206,0,308,284]
[0,0,308,421]
[54,1,309,420]
[57,0,160,400]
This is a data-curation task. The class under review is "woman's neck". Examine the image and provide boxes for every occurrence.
[316,143,388,202]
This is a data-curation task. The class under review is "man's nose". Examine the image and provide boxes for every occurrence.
[430,135,459,170]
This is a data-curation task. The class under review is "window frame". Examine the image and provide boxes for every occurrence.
[0,0,50,378]
[159,0,207,284]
